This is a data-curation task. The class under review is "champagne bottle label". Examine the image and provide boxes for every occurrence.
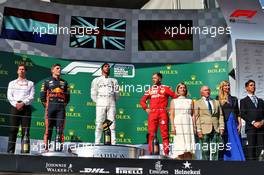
[23,143,29,152]
[105,135,110,143]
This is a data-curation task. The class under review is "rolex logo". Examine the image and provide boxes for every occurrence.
[191,75,196,81]
[69,106,74,112]
[119,108,124,115]
[119,132,125,138]
[214,63,219,69]
[22,55,27,61]
[166,64,172,70]
[144,120,148,127]
[69,130,74,136]
[69,83,75,90]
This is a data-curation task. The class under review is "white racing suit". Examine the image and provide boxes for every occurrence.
[91,76,119,144]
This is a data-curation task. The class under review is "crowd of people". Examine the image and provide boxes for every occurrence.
[5,63,264,161]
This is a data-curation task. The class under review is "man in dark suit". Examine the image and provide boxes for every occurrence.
[240,79,264,160]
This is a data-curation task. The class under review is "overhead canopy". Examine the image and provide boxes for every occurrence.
[141,0,205,9]
[48,0,215,9]
[50,0,149,9]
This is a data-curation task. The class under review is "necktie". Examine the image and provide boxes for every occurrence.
[207,98,212,114]
[252,96,258,108]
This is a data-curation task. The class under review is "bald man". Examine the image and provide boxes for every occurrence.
[194,86,224,160]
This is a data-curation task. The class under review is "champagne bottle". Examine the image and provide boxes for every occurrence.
[21,130,30,153]
[55,127,63,152]
[152,132,160,155]
[259,150,264,161]
[104,129,111,145]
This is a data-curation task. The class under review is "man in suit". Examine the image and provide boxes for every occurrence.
[194,86,225,160]
[240,79,264,160]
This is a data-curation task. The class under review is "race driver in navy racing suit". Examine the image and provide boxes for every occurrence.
[40,63,70,152]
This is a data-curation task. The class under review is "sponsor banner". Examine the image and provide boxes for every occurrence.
[0,154,260,175]
[0,51,228,144]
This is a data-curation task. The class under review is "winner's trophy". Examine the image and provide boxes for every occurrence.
[102,119,113,145]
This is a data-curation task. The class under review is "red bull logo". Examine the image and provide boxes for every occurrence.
[52,88,63,93]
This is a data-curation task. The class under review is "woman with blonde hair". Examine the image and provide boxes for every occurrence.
[217,80,245,161]
[169,83,195,160]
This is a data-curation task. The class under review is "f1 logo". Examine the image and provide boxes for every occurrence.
[230,9,257,22]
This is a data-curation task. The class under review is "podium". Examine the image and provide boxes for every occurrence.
[70,144,145,158]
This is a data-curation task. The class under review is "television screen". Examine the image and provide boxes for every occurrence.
[138,20,193,51]
[1,7,59,45]
[70,16,126,50]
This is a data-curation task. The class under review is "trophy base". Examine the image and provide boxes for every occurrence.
[139,155,169,159]
[40,151,77,157]
[71,144,145,158]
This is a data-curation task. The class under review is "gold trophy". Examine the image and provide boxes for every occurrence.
[102,119,113,145]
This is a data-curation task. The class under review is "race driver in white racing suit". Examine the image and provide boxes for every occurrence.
[91,63,119,145]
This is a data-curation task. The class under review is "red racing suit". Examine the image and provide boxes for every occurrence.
[140,84,177,155]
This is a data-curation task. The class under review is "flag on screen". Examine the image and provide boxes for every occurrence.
[138,20,193,51]
[70,16,126,50]
[0,7,59,45]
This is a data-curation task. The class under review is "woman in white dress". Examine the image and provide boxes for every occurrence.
[169,83,195,159]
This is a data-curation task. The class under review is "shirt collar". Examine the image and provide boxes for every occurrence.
[16,78,27,82]
[202,96,211,101]
[248,94,256,98]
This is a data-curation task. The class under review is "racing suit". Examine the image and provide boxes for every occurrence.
[140,84,177,155]
[91,75,119,145]
[40,77,70,151]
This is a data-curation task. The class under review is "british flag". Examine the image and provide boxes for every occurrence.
[70,16,126,50]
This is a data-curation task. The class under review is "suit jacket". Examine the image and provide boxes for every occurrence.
[194,98,225,134]
[240,96,264,131]
[216,95,239,122]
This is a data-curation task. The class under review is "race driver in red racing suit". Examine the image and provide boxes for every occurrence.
[140,72,177,156]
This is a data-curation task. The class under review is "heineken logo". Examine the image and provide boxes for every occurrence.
[174,161,201,175]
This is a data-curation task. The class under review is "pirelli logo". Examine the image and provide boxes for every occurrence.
[116,167,143,174]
